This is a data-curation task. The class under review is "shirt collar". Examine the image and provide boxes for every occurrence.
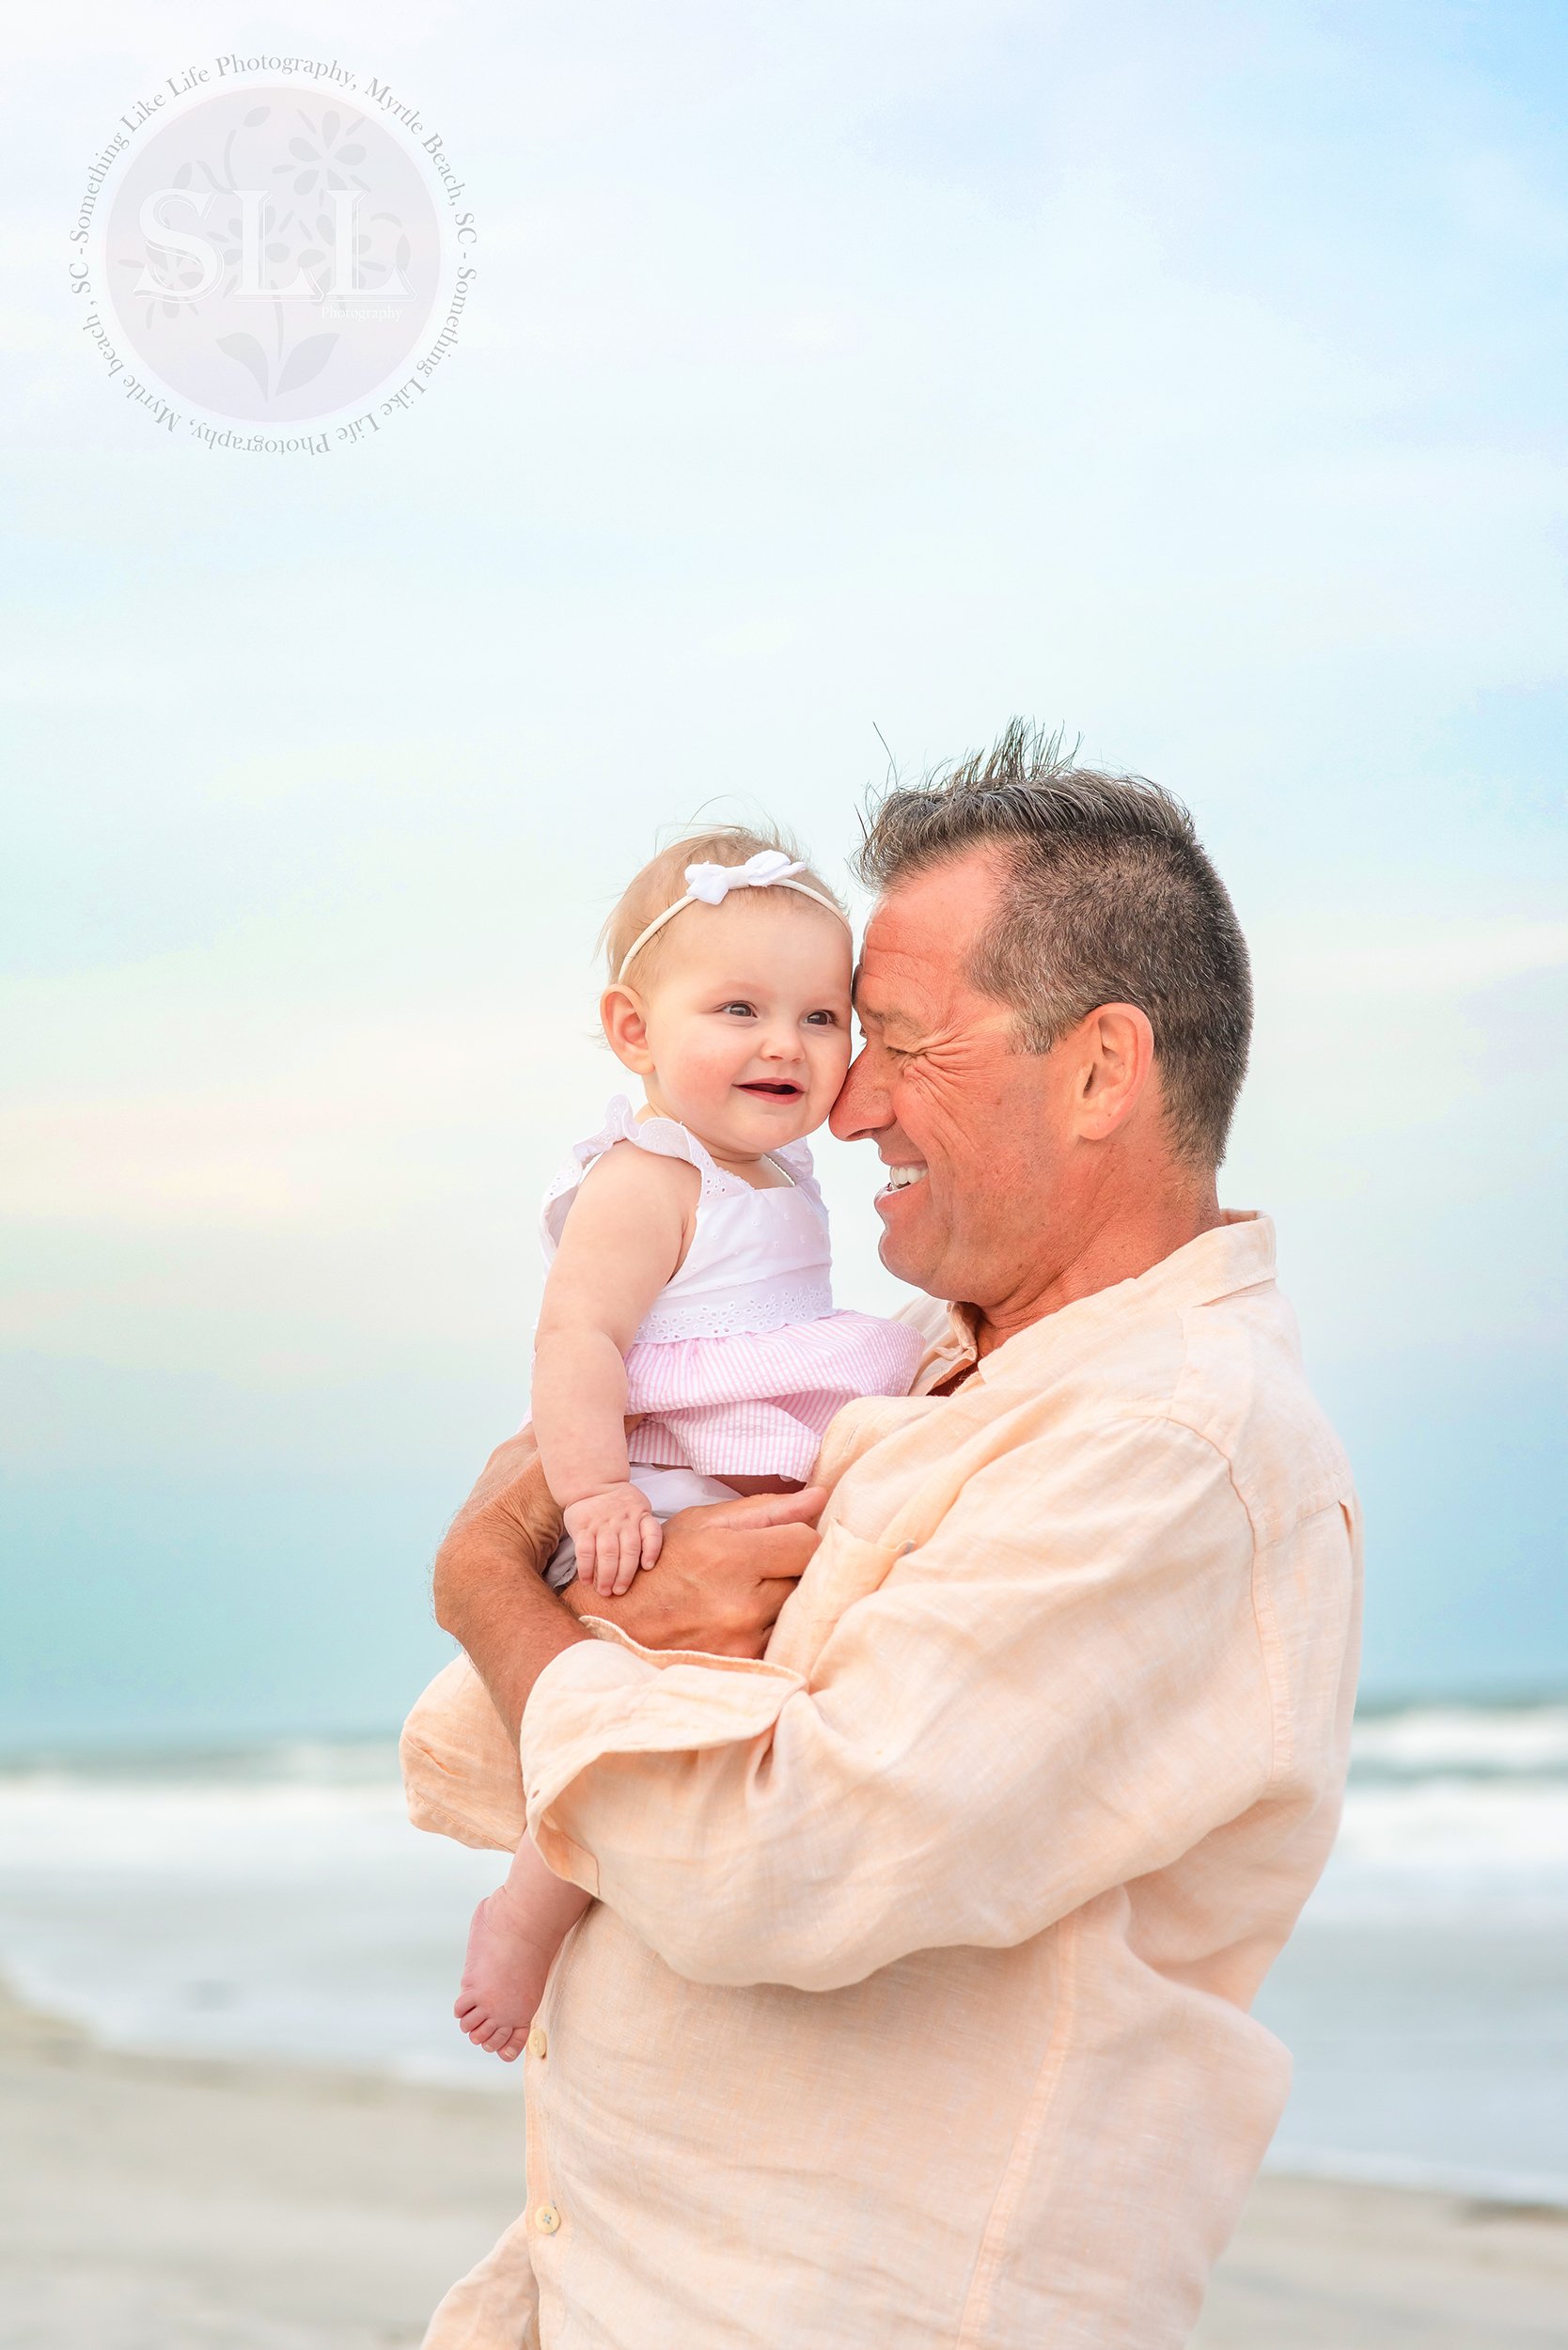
[923,1213,1276,1390]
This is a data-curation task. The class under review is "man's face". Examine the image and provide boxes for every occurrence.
[831,847,1078,1314]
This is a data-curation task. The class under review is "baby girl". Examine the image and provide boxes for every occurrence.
[453,826,921,2059]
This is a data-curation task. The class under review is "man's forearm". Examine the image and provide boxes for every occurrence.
[432,1493,588,1745]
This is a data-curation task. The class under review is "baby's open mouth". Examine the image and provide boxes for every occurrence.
[738,1081,803,1099]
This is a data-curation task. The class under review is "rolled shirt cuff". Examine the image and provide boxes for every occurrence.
[520,1617,804,1895]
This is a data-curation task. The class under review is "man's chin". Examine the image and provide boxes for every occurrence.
[876,1225,934,1291]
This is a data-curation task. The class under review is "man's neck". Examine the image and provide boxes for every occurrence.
[971,1176,1224,1358]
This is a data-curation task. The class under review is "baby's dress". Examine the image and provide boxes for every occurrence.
[538,1096,922,1585]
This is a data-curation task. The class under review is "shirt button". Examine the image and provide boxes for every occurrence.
[535,2204,561,2234]
[528,2027,547,2060]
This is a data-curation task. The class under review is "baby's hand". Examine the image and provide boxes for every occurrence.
[562,1484,664,1597]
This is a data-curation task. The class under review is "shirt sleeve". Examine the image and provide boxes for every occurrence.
[520,1412,1276,1993]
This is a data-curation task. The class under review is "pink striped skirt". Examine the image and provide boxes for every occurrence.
[624,1309,922,1481]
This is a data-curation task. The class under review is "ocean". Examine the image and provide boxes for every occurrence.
[0,1702,1563,2204]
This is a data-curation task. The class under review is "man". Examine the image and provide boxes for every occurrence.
[404,722,1361,2349]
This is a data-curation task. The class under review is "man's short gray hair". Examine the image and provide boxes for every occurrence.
[855,720,1252,1167]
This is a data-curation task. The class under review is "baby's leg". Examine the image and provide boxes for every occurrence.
[454,1836,591,2062]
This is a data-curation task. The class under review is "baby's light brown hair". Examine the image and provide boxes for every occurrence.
[602,824,847,989]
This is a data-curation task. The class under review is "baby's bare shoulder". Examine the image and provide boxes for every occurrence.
[580,1138,700,1200]
[550,1138,698,1289]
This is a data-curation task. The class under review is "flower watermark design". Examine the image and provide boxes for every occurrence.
[70,61,477,446]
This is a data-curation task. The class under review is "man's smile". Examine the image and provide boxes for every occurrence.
[877,1160,928,1206]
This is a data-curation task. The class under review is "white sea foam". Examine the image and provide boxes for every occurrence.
[0,1710,1563,2194]
[1323,1778,1568,1919]
[0,1754,507,2086]
[1351,1703,1568,1776]
[0,1769,412,1876]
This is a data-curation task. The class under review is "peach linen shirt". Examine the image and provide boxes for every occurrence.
[405,1212,1361,2350]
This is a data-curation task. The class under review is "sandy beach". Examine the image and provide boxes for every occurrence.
[4,1981,1564,2350]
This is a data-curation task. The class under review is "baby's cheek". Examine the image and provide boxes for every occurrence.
[665,1027,729,1081]
[693,1033,749,1082]
[813,1032,854,1092]
[676,1032,751,1104]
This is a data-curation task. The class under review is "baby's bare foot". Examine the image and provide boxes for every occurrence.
[453,1885,554,2063]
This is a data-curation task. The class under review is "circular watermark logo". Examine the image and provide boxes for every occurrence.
[69,58,478,449]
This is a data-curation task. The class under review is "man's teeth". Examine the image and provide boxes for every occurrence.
[885,1165,925,1190]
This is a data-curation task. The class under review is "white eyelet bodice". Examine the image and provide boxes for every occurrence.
[540,1096,834,1344]
[537,1097,924,1486]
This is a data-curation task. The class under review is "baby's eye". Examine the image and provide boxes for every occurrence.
[804,1009,839,1027]
[719,1001,757,1018]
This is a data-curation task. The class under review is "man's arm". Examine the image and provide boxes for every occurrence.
[430,1443,587,1744]
[431,1429,823,1743]
[519,1417,1300,1990]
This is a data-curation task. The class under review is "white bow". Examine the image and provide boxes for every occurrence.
[615,849,848,980]
[683,851,806,904]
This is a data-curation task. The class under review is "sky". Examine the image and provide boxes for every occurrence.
[3,0,1565,1746]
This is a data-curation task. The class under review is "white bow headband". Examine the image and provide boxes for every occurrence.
[616,850,852,983]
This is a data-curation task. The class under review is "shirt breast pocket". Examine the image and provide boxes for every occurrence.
[769,1520,911,1678]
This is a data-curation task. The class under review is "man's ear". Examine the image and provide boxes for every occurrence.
[600,983,656,1074]
[1074,1003,1155,1141]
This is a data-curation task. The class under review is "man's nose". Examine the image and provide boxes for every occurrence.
[830,1043,889,1141]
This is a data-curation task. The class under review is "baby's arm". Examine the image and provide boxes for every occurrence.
[532,1142,697,1596]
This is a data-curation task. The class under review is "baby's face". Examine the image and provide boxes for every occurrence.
[614,894,854,1161]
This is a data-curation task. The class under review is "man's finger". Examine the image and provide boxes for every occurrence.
[704,1484,827,1532]
[747,1527,818,1581]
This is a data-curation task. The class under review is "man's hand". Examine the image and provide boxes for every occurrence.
[563,1488,824,1656]
[431,1429,823,1738]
